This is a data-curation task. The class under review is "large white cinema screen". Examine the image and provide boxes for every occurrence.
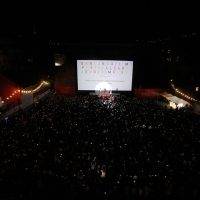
[77,60,133,91]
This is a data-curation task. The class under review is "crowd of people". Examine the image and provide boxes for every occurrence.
[0,93,200,199]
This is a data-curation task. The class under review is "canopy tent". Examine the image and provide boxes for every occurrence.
[166,96,190,107]
[159,92,190,108]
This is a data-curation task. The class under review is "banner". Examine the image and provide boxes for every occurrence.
[193,103,200,115]
[54,86,76,95]
[134,88,170,98]
[0,105,20,122]
[21,93,33,109]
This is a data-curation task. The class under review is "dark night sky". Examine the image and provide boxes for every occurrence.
[0,0,199,42]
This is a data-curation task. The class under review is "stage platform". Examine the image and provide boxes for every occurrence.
[89,92,120,96]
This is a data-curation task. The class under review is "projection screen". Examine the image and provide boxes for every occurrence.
[77,60,133,91]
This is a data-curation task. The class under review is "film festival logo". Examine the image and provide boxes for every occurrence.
[81,61,129,74]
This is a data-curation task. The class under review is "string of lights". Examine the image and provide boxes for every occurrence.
[1,90,21,104]
[50,32,198,45]
[170,81,198,102]
[147,32,198,44]
[1,81,49,105]
[21,81,49,94]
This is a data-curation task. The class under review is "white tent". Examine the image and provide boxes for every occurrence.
[166,96,190,107]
